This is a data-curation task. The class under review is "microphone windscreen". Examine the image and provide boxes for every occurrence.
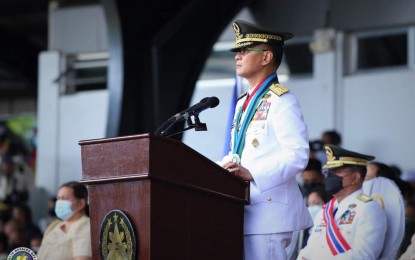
[200,97,210,103]
[207,96,220,108]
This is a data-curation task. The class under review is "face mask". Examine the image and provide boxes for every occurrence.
[307,205,323,220]
[55,200,73,220]
[302,182,321,195]
[325,174,344,195]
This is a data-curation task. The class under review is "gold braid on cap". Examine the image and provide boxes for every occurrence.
[324,160,368,167]
[236,38,268,44]
[234,33,283,45]
[339,157,368,164]
[245,33,283,41]
[232,42,255,48]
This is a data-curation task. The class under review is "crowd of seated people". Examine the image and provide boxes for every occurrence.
[0,124,91,259]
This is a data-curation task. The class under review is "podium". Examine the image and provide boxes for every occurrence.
[79,134,249,259]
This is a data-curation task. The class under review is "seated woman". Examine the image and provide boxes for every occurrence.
[37,181,92,260]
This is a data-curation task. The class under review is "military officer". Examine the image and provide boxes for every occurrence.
[221,20,312,259]
[363,163,405,259]
[298,145,387,259]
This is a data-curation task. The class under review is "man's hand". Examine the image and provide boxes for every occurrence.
[222,161,253,181]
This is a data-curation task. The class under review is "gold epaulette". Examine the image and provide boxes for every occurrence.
[237,92,248,101]
[270,83,289,96]
[357,194,373,203]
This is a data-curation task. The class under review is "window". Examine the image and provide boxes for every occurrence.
[62,52,108,94]
[284,43,313,75]
[356,31,407,70]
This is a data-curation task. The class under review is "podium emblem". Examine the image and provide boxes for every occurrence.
[99,210,137,260]
[7,247,37,259]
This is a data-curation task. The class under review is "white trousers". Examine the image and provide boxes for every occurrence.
[244,232,293,260]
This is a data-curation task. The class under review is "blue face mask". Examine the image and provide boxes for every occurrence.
[55,200,73,220]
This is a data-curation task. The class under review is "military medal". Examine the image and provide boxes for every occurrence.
[230,154,241,164]
[348,204,356,209]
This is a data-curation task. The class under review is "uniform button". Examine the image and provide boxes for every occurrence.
[266,197,272,201]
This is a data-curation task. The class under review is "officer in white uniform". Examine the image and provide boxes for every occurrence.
[363,174,405,259]
[221,20,313,260]
[298,145,387,259]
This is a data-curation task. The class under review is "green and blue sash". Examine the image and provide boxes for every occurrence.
[232,73,278,157]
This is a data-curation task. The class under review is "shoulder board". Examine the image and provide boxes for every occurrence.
[357,194,373,203]
[270,83,289,96]
[237,92,248,101]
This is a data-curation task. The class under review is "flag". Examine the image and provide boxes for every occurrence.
[223,75,243,156]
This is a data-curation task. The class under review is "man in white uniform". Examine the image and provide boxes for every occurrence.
[363,162,405,260]
[298,145,387,259]
[221,20,313,259]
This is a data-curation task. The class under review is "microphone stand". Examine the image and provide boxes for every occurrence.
[192,115,207,131]
[154,116,176,136]
[161,115,207,138]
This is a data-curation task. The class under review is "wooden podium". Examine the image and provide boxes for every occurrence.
[79,134,249,259]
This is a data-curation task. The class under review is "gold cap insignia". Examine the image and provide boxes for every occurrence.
[325,146,335,162]
[233,22,242,40]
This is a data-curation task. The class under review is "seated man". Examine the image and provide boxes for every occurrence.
[364,163,405,260]
[298,145,387,259]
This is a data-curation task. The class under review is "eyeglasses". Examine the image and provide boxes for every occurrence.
[236,47,270,56]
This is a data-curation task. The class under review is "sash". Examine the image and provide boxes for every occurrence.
[323,198,351,255]
[232,74,278,157]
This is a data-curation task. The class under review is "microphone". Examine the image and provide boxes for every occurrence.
[175,96,219,121]
[172,97,210,121]
[154,96,220,136]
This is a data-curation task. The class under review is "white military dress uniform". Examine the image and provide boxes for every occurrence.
[363,177,405,259]
[298,189,387,259]
[228,81,313,257]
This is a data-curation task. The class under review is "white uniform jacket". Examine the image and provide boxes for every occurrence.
[230,85,313,234]
[298,189,387,260]
[363,177,405,259]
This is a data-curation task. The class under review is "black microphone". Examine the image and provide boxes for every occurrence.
[174,97,219,123]
[172,97,211,121]
[154,96,220,136]
[178,96,219,119]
